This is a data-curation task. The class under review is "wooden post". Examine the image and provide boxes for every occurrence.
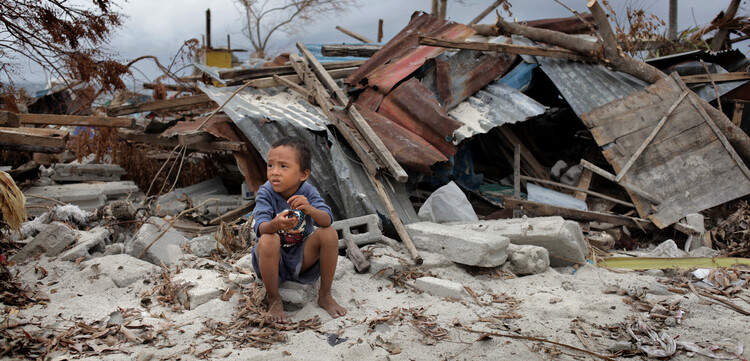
[574,168,593,201]
[438,0,447,19]
[377,19,384,43]
[335,26,375,43]
[431,0,438,16]
[371,175,423,265]
[344,238,370,273]
[513,144,520,199]
[468,0,505,26]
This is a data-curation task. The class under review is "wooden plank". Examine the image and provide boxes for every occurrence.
[0,111,20,127]
[0,142,63,154]
[520,175,634,208]
[419,36,590,61]
[335,25,375,43]
[503,198,654,230]
[681,72,750,84]
[614,90,689,182]
[16,113,135,128]
[0,127,69,148]
[288,53,382,177]
[344,238,371,273]
[579,159,661,204]
[219,59,366,80]
[107,94,214,116]
[297,42,408,182]
[272,74,309,98]
[513,144,520,198]
[117,129,246,152]
[732,103,744,126]
[143,83,196,92]
[209,201,255,225]
[237,67,359,88]
[371,175,422,264]
[321,44,382,57]
[574,169,593,201]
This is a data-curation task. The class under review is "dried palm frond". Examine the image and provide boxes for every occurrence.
[0,171,27,232]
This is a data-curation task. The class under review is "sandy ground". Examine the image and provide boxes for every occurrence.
[5,236,750,361]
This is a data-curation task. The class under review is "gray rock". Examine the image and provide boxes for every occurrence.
[188,234,224,257]
[406,222,509,267]
[11,222,78,262]
[664,317,677,327]
[413,277,464,299]
[235,254,254,270]
[173,268,227,310]
[651,239,688,258]
[645,269,665,277]
[648,283,671,296]
[450,216,588,266]
[689,246,720,258]
[125,217,187,266]
[609,341,633,352]
[503,244,549,276]
[104,243,124,256]
[81,254,160,288]
[59,227,111,261]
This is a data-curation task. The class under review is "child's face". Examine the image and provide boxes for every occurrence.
[266,145,310,199]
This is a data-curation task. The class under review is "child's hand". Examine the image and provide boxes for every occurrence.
[272,210,302,234]
[287,195,313,214]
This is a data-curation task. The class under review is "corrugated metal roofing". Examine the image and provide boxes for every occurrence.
[197,83,419,224]
[513,35,649,117]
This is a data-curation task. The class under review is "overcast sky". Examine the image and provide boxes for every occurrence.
[19,1,746,85]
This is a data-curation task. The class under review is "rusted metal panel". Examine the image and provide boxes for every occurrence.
[377,78,463,158]
[422,48,517,110]
[345,11,475,93]
[354,105,447,175]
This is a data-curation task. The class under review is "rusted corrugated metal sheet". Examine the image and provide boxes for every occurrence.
[354,105,447,175]
[346,11,475,94]
[378,78,463,157]
[421,47,517,110]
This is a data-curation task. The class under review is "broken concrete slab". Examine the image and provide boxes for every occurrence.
[503,244,549,276]
[278,280,318,307]
[406,221,509,267]
[82,254,160,288]
[11,222,78,262]
[24,181,140,216]
[50,163,127,182]
[651,239,688,258]
[235,254,253,271]
[125,217,187,266]
[188,234,227,257]
[413,276,465,299]
[173,268,227,310]
[59,227,111,262]
[332,214,382,248]
[450,216,588,267]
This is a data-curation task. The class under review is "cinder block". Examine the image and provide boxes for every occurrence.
[11,222,78,262]
[406,222,509,267]
[125,217,187,266]
[59,227,111,262]
[332,214,382,248]
[414,276,464,299]
[451,216,587,267]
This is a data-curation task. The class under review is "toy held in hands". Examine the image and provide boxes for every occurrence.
[279,209,307,245]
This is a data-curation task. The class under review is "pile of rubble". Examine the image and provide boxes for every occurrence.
[2,0,750,359]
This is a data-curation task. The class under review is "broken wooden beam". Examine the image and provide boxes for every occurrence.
[468,0,505,26]
[681,72,750,84]
[271,74,310,99]
[297,42,408,182]
[371,175,423,265]
[321,44,382,57]
[1,111,136,128]
[235,66,359,88]
[219,60,366,80]
[0,111,20,127]
[335,25,375,43]
[117,129,246,153]
[0,127,69,149]
[579,159,661,204]
[0,143,63,154]
[503,198,654,230]
[520,175,634,208]
[419,37,590,61]
[107,94,215,116]
[209,201,255,225]
[344,238,371,273]
[143,83,197,92]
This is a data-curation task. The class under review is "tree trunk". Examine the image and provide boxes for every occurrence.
[668,0,678,40]
[438,0,447,19]
[709,0,741,51]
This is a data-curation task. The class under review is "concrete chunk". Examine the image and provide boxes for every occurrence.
[406,222,509,267]
[414,277,464,299]
[504,244,549,276]
[11,222,78,262]
[82,254,160,288]
[332,214,382,248]
[59,227,111,261]
[126,217,187,266]
[173,269,227,310]
[451,217,588,267]
[50,163,127,182]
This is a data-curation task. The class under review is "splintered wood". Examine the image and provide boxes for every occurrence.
[580,73,750,228]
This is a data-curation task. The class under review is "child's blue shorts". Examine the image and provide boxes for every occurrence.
[250,236,321,285]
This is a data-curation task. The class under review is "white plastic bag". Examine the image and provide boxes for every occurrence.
[418,181,478,223]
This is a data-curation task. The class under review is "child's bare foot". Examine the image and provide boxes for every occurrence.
[267,297,287,323]
[318,292,347,318]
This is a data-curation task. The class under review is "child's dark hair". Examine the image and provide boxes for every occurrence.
[271,136,311,171]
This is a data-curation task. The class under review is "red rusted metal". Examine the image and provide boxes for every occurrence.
[377,78,462,157]
[355,105,448,174]
[346,11,475,93]
[431,51,517,109]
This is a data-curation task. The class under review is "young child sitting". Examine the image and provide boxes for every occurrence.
[251,136,347,323]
